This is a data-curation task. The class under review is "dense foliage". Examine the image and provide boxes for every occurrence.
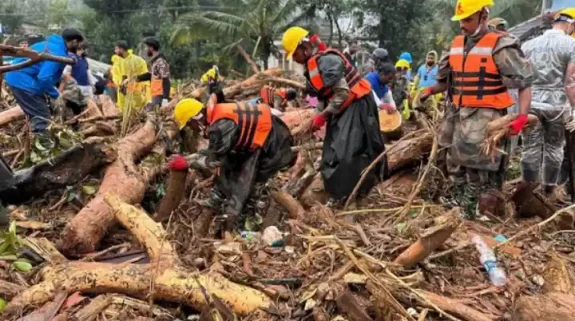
[0,0,542,79]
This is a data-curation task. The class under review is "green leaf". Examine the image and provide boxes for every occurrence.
[82,185,98,195]
[0,255,18,261]
[0,298,6,312]
[66,192,79,203]
[34,138,48,152]
[395,223,407,234]
[12,260,32,272]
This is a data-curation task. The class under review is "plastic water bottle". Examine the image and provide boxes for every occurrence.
[471,235,507,287]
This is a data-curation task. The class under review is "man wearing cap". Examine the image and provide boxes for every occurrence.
[281,26,386,206]
[168,93,295,234]
[521,8,575,199]
[419,0,533,219]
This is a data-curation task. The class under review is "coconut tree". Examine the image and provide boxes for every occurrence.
[171,0,316,71]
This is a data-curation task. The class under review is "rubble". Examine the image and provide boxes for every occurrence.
[0,69,575,321]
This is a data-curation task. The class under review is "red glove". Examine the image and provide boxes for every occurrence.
[507,114,528,136]
[312,115,326,131]
[420,87,433,102]
[168,155,188,171]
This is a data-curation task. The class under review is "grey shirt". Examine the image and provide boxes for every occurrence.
[522,29,575,106]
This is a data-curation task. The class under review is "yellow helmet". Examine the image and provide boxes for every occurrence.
[395,59,411,69]
[174,98,204,129]
[282,27,309,59]
[556,8,575,20]
[452,0,494,21]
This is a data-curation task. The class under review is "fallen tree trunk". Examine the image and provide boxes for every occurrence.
[4,195,273,316]
[420,291,497,321]
[155,170,188,222]
[0,137,116,204]
[0,106,25,127]
[512,292,575,321]
[272,191,305,220]
[393,209,461,268]
[191,69,284,100]
[59,119,171,255]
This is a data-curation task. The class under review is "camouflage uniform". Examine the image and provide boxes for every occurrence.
[61,78,87,115]
[392,74,409,111]
[437,30,533,218]
[520,29,575,190]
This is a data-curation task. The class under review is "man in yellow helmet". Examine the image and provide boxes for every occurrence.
[419,0,533,219]
[168,92,295,234]
[521,8,575,200]
[282,26,386,206]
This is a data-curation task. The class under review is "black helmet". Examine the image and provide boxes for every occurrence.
[372,48,390,63]
[286,88,297,101]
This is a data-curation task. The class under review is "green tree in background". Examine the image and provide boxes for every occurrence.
[172,0,316,70]
[0,1,24,34]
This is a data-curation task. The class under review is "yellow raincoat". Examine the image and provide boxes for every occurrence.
[117,52,150,110]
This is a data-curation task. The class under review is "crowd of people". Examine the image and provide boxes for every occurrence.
[3,0,575,233]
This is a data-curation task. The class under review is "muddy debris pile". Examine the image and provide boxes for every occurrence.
[0,69,575,321]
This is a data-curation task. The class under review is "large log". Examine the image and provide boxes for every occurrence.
[4,195,273,316]
[0,138,116,204]
[512,293,575,321]
[0,106,25,127]
[59,119,172,255]
[191,69,284,100]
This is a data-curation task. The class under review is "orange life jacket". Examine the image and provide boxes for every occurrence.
[260,86,287,106]
[150,54,168,97]
[449,32,514,109]
[207,102,272,150]
[306,49,371,111]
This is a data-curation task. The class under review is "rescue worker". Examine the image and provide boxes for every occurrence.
[4,29,84,146]
[361,48,390,75]
[365,62,396,111]
[255,85,297,112]
[393,59,411,116]
[344,40,360,68]
[109,54,123,103]
[521,8,575,198]
[419,0,533,219]
[488,17,508,31]
[116,41,150,110]
[133,37,171,111]
[399,52,413,80]
[60,43,93,101]
[169,93,295,232]
[282,26,386,205]
[413,51,439,92]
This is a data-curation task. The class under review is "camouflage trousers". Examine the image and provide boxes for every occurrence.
[440,106,507,218]
[521,106,566,187]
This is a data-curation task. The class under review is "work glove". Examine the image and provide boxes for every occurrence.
[312,115,326,131]
[161,99,169,107]
[167,154,189,171]
[507,114,528,136]
[418,87,433,103]
[380,103,396,113]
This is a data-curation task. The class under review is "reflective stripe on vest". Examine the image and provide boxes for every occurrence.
[448,32,514,109]
[208,102,272,150]
[305,49,372,111]
[260,86,286,106]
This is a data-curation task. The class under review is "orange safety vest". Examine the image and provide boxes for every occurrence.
[260,86,287,106]
[306,49,371,111]
[150,54,168,97]
[449,32,514,109]
[207,102,272,150]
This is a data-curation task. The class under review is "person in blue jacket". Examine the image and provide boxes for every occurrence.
[5,29,84,139]
[365,62,396,111]
[398,52,413,81]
